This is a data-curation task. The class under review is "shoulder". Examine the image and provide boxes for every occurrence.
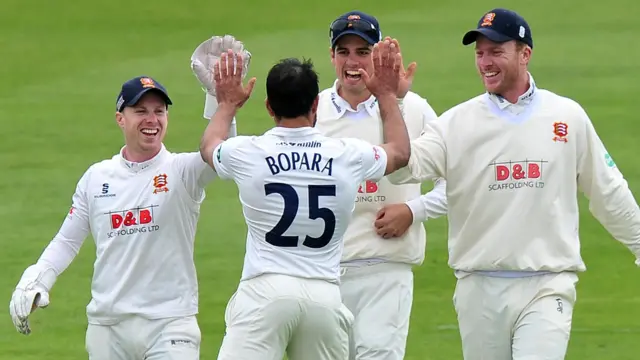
[337,137,378,156]
[435,94,486,121]
[75,154,120,190]
[403,91,433,109]
[537,89,587,115]
[86,154,120,176]
[219,135,255,151]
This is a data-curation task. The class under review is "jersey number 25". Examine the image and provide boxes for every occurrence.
[264,183,336,249]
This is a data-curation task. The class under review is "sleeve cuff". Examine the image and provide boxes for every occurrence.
[405,197,427,224]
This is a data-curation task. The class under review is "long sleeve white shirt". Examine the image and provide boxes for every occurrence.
[387,77,640,274]
[315,82,448,266]
[28,144,216,325]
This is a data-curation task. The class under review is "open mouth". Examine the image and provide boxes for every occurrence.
[345,70,362,81]
[141,128,159,137]
[484,71,500,79]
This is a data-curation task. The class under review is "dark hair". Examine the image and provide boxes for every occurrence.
[266,58,319,119]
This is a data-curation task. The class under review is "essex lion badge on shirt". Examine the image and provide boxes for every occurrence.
[552,122,568,143]
[152,174,169,194]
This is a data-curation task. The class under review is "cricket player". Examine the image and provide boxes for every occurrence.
[8,74,238,359]
[199,40,411,360]
[314,10,448,359]
[387,8,640,359]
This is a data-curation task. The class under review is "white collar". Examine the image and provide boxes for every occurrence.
[265,126,320,137]
[487,72,537,110]
[328,80,379,118]
[118,143,167,172]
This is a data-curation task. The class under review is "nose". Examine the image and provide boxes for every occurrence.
[143,114,159,124]
[477,54,493,68]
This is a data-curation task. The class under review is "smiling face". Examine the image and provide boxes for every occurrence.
[474,36,531,97]
[115,91,168,161]
[330,34,374,95]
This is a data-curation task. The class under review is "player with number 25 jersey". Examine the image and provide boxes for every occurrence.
[214,131,387,284]
[199,41,409,360]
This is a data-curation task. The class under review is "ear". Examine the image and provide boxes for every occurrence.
[115,111,126,129]
[265,98,275,118]
[310,96,320,127]
[521,46,532,65]
[330,46,336,65]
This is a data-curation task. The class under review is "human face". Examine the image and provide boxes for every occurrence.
[330,35,374,94]
[115,92,168,159]
[475,36,530,96]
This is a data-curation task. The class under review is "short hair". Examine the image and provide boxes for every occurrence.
[266,58,319,119]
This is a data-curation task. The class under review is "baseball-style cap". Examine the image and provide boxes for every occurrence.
[329,11,382,47]
[115,76,172,112]
[462,8,533,48]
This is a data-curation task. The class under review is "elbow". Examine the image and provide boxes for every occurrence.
[396,142,411,168]
[199,139,210,164]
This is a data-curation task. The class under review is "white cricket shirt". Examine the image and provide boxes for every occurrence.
[388,77,640,274]
[211,126,388,284]
[32,144,215,325]
[314,82,448,266]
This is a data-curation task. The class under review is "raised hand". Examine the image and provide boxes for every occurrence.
[386,37,417,98]
[214,49,257,109]
[358,39,402,98]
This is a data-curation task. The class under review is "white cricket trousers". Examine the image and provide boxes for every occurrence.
[453,271,578,360]
[216,273,354,360]
[85,315,200,360]
[340,262,414,360]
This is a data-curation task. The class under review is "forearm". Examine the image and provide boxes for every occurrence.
[199,103,237,167]
[378,95,410,174]
[18,228,86,290]
[204,94,237,138]
[589,179,640,260]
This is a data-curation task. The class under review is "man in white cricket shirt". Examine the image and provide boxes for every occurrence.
[9,75,235,359]
[199,42,411,360]
[314,10,448,359]
[387,7,640,359]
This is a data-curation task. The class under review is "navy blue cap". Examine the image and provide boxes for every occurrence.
[329,11,382,47]
[115,76,172,112]
[462,8,533,49]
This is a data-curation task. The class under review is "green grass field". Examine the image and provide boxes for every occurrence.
[1,0,639,358]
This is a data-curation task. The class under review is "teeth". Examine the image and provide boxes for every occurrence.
[485,72,498,77]
[141,129,158,135]
[346,70,360,76]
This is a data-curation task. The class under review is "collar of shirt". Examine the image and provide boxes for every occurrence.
[328,80,379,118]
[265,126,320,138]
[118,143,168,172]
[486,72,537,113]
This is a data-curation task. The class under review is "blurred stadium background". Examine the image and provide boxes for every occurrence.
[1,0,638,358]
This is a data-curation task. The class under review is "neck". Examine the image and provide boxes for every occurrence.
[276,116,312,128]
[122,145,161,163]
[498,72,530,104]
[337,84,371,109]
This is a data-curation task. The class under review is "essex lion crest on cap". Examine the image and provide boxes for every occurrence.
[481,12,495,27]
[140,77,156,88]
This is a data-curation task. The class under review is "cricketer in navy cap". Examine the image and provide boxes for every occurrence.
[462,8,533,49]
[116,76,172,112]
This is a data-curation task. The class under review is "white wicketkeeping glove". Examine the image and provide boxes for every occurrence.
[190,34,252,97]
[9,266,56,335]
